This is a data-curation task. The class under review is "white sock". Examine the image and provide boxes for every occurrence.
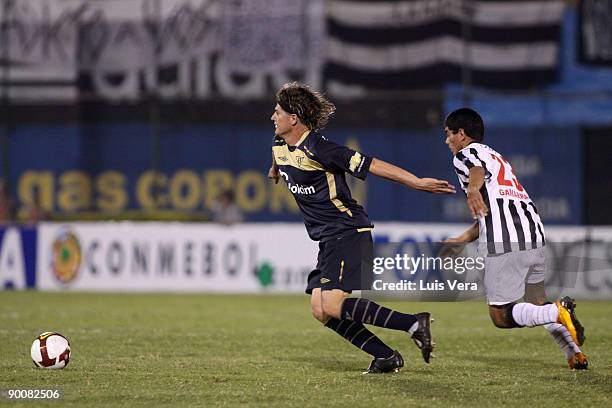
[543,323,581,359]
[511,303,558,327]
[408,321,418,335]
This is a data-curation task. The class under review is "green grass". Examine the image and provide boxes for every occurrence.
[1,293,610,407]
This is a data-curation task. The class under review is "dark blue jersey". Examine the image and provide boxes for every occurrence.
[272,131,374,241]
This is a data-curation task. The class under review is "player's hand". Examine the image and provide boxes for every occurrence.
[466,189,488,219]
[416,178,456,194]
[268,166,280,184]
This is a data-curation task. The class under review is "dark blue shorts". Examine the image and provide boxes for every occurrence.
[305,231,373,295]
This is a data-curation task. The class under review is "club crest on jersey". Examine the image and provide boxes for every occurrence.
[296,156,304,167]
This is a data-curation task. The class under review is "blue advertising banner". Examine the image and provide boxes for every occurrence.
[4,124,581,224]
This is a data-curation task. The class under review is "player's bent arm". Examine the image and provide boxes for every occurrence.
[467,166,485,194]
[369,158,455,194]
[466,166,488,218]
[449,222,479,243]
[441,222,479,257]
[439,221,478,257]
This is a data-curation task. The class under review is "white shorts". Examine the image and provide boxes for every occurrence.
[484,247,547,305]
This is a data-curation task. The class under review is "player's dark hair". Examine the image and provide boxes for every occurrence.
[445,108,484,141]
[276,82,336,131]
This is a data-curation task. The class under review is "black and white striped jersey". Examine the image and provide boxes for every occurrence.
[453,142,545,254]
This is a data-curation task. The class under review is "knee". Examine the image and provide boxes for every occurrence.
[320,302,336,319]
[321,299,342,320]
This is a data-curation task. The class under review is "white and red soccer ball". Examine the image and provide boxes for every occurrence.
[31,332,71,369]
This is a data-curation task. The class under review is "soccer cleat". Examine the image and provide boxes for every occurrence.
[556,297,585,346]
[411,312,434,363]
[568,352,589,370]
[363,350,404,374]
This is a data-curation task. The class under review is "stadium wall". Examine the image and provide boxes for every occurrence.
[1,223,611,300]
[6,125,582,224]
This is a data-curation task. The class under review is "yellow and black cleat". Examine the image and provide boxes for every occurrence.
[568,352,589,370]
[556,296,585,346]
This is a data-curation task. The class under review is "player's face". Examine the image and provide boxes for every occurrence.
[445,127,463,155]
[271,104,295,137]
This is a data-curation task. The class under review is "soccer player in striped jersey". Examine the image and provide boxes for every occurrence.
[268,82,455,374]
[443,108,588,370]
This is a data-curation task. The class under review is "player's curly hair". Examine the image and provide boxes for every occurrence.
[276,82,336,131]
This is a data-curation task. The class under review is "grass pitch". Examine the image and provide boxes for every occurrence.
[1,292,610,408]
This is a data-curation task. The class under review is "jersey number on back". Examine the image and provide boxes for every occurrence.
[490,153,524,191]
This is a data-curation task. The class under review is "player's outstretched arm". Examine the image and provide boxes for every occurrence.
[369,158,456,194]
[466,167,488,218]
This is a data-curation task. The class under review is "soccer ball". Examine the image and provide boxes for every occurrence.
[31,332,71,369]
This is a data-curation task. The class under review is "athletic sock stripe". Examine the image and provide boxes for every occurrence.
[362,300,371,321]
[383,310,394,328]
[351,299,360,320]
[342,321,356,337]
[548,325,573,343]
[376,309,391,327]
[551,307,557,322]
[372,305,382,326]
[562,333,574,342]
[544,323,580,357]
[326,319,340,331]
[346,325,362,339]
[335,320,346,332]
[535,308,542,323]
[350,327,366,342]
[360,335,376,350]
[553,337,565,346]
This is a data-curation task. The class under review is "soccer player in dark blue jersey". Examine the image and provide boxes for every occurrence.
[268,82,456,373]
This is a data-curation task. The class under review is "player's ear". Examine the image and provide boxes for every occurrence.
[290,114,298,126]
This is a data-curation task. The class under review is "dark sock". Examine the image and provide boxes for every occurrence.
[341,298,418,332]
[325,318,394,359]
